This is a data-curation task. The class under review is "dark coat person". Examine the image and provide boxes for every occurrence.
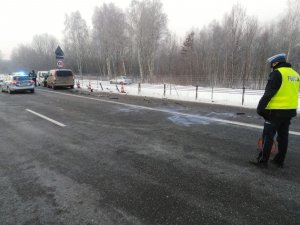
[30,70,37,87]
[251,53,300,168]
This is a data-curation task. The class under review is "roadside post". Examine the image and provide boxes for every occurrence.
[138,83,141,95]
[242,85,246,105]
[196,85,198,100]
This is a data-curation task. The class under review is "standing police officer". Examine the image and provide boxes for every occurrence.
[31,70,37,87]
[28,70,37,87]
[252,53,300,168]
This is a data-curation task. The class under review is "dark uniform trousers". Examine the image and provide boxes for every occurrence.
[259,117,291,163]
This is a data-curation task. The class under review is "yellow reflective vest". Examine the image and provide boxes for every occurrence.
[266,67,300,109]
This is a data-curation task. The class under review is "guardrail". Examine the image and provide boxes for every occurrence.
[74,79,300,111]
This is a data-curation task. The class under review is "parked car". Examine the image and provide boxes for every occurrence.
[1,73,35,94]
[47,69,74,89]
[36,71,49,87]
[109,76,132,84]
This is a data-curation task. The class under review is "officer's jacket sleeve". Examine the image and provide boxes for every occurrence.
[257,70,282,113]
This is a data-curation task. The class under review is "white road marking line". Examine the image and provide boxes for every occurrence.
[26,109,66,127]
[39,90,300,136]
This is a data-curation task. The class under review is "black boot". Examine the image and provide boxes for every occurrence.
[270,159,284,168]
[249,159,268,169]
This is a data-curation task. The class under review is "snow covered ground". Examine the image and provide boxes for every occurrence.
[75,79,300,112]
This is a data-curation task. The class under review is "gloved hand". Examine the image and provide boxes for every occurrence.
[257,108,270,120]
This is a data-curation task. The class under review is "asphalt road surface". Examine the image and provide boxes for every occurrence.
[0,87,299,225]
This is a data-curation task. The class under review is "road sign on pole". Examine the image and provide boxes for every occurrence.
[55,46,64,59]
[55,46,64,68]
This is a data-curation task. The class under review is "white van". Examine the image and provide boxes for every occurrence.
[37,71,49,86]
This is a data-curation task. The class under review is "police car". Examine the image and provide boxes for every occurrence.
[1,72,35,94]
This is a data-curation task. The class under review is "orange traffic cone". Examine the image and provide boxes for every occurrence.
[87,82,93,92]
[76,80,81,88]
[257,137,277,153]
[121,82,125,93]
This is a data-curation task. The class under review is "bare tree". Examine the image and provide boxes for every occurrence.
[64,11,89,75]
[155,32,180,82]
[283,0,300,61]
[129,0,167,82]
[241,16,258,87]
[92,3,128,78]
[207,21,225,87]
[181,31,195,83]
[0,50,5,72]
[11,45,36,71]
[31,34,59,70]
[222,4,246,87]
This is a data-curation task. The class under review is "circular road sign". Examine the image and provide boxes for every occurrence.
[57,60,64,68]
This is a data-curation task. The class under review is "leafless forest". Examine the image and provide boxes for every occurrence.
[0,0,300,89]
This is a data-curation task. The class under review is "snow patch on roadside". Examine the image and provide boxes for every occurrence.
[168,115,211,127]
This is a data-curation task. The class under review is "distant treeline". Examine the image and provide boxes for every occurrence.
[1,0,299,89]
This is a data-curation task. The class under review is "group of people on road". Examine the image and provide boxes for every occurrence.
[251,53,300,169]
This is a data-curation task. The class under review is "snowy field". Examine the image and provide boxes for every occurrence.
[75,79,300,112]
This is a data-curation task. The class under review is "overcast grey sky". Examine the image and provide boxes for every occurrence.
[0,0,287,59]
